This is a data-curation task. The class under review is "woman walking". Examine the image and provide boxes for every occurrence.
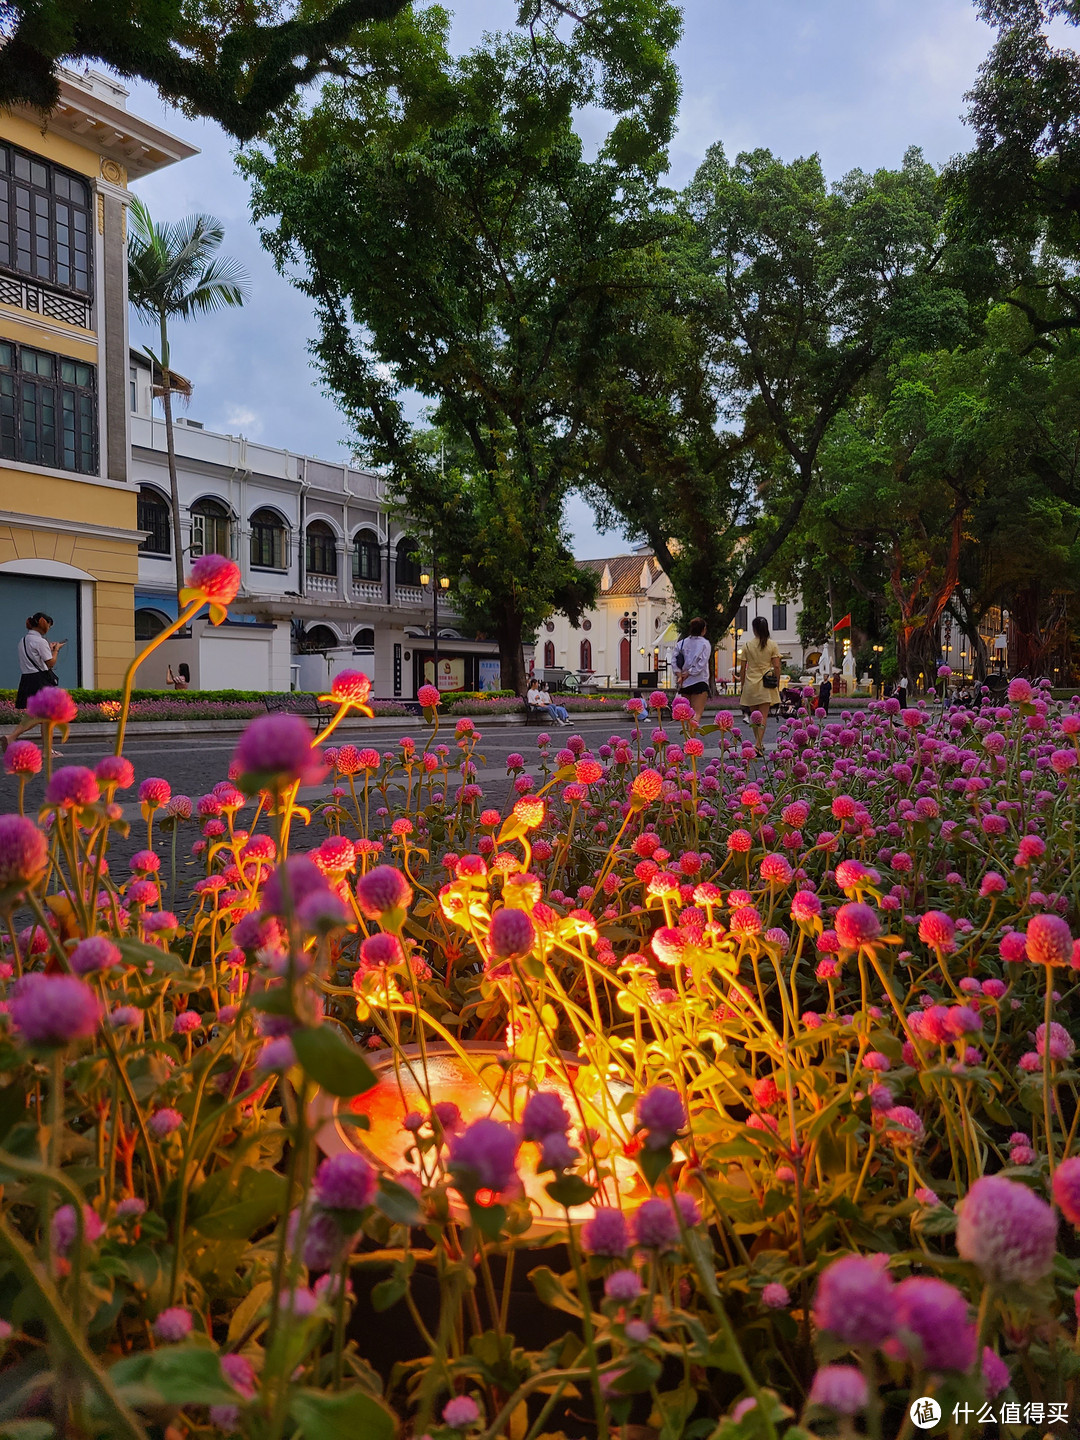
[672,617,712,722]
[3,613,65,753]
[738,615,781,757]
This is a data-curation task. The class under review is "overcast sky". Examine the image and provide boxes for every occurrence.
[125,0,995,558]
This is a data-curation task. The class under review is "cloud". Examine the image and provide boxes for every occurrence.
[223,406,260,434]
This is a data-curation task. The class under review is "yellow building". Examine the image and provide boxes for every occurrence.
[0,70,195,689]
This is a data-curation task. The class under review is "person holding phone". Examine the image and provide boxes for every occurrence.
[3,612,65,753]
[738,615,782,757]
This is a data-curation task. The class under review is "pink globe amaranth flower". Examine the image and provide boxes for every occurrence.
[417,683,441,707]
[730,905,762,937]
[760,853,793,885]
[982,1347,1010,1399]
[791,890,822,923]
[221,1353,257,1399]
[726,828,753,853]
[116,1196,146,1219]
[449,1118,520,1194]
[11,973,101,1047]
[1025,913,1073,967]
[582,1207,629,1257]
[70,936,121,975]
[173,1010,201,1036]
[575,758,604,785]
[26,686,76,724]
[999,931,1028,964]
[256,1037,296,1072]
[153,1306,193,1343]
[329,669,371,705]
[631,768,664,803]
[488,907,535,959]
[834,902,881,950]
[521,1090,570,1142]
[185,553,241,606]
[355,864,413,921]
[129,849,161,874]
[1036,1021,1074,1061]
[881,1106,924,1147]
[45,765,99,809]
[604,1267,642,1301]
[979,871,1007,897]
[0,815,48,891]
[762,1281,790,1309]
[52,1203,104,1255]
[633,1197,679,1250]
[138,776,171,807]
[314,1151,376,1212]
[149,1107,184,1138]
[263,856,331,917]
[298,1207,351,1270]
[893,1276,975,1372]
[4,740,41,776]
[94,755,134,789]
[1007,677,1033,703]
[233,714,325,791]
[808,1365,867,1416]
[1052,1156,1080,1227]
[637,1085,686,1147]
[812,1254,896,1346]
[957,1175,1057,1285]
[443,1395,481,1430]
[918,910,956,949]
[359,932,404,971]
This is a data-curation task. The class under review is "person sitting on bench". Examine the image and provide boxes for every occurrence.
[527,681,569,726]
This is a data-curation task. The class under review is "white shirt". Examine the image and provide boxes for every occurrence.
[675,634,711,684]
[527,686,543,706]
[19,631,52,675]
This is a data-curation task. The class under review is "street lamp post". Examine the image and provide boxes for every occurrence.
[420,553,451,689]
[872,643,883,699]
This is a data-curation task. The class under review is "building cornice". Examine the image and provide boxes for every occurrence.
[0,508,143,543]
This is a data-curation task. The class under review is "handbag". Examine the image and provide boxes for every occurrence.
[762,671,779,689]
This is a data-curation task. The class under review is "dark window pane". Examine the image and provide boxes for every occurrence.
[0,341,12,367]
[13,154,29,181]
[0,147,92,295]
[138,490,170,554]
[0,373,14,459]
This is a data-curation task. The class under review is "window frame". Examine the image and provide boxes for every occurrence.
[249,507,289,571]
[137,486,171,557]
[305,520,338,577]
[0,142,93,297]
[394,536,423,587]
[0,338,97,475]
[190,498,232,559]
[771,602,788,633]
[352,528,382,582]
[580,638,592,671]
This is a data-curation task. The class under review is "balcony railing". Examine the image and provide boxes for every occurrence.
[350,580,383,602]
[395,586,425,604]
[305,574,338,596]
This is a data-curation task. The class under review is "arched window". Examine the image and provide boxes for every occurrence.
[134,608,169,641]
[305,520,337,577]
[137,487,170,556]
[619,637,631,682]
[353,627,375,649]
[579,638,592,672]
[395,535,422,586]
[250,508,288,570]
[190,497,231,558]
[300,624,338,652]
[543,640,555,669]
[352,529,381,582]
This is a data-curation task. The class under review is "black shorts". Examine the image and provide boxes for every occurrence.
[15,671,55,709]
[679,682,709,696]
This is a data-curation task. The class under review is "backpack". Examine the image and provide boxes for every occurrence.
[674,646,685,670]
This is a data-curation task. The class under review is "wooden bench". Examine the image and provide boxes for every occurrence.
[262,692,332,732]
[522,699,549,726]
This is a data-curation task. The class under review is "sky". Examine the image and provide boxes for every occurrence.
[124,0,996,558]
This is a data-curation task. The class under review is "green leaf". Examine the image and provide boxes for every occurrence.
[108,1347,239,1407]
[375,1177,422,1227]
[289,1387,397,1440]
[0,1422,56,1440]
[467,1198,507,1241]
[292,1026,377,1098]
[190,1168,284,1239]
[529,1264,584,1318]
[116,939,188,975]
[545,1174,597,1208]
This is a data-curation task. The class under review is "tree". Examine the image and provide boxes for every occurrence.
[0,0,678,145]
[127,199,249,599]
[242,6,680,693]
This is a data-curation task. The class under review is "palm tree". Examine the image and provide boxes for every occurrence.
[127,199,250,600]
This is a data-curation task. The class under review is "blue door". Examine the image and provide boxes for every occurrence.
[0,575,81,690]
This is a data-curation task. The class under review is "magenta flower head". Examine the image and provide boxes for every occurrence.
[918,911,956,949]
[633,1196,679,1250]
[956,1175,1057,1285]
[153,1306,194,1343]
[138,776,171,809]
[812,1254,896,1346]
[45,766,99,809]
[417,683,441,708]
[521,1090,570,1143]
[95,756,134,789]
[1052,1155,1080,1227]
[1007,677,1033,704]
[52,1203,104,1255]
[0,815,48,895]
[893,1276,976,1372]
[636,1086,686,1149]
[448,1117,520,1196]
[70,936,122,975]
[443,1396,481,1431]
[582,1207,630,1257]
[233,714,326,793]
[630,768,664,804]
[149,1107,184,1139]
[791,890,822,923]
[4,740,41,776]
[808,1365,868,1416]
[262,856,330,916]
[359,932,404,969]
[355,865,413,923]
[488,907,536,960]
[834,902,881,951]
[26,687,76,724]
[11,973,101,1048]
[604,1267,642,1301]
[982,1347,1010,1399]
[180,554,241,619]
[314,1152,376,1212]
[762,1281,790,1309]
[1025,913,1073,967]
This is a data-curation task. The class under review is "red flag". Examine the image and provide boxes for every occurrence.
[832,614,851,631]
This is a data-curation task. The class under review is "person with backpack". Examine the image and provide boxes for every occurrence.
[672,617,712,722]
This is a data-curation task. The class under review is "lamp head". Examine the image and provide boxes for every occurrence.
[420,571,431,587]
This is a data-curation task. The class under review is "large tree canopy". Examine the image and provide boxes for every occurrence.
[242,5,679,691]
[0,0,678,146]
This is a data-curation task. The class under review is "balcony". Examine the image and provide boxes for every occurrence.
[351,580,383,603]
[395,586,425,605]
[305,574,338,597]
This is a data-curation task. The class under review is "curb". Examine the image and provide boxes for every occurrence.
[58,711,630,741]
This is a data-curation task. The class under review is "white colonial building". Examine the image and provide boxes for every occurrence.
[128,353,499,696]
[540,546,808,689]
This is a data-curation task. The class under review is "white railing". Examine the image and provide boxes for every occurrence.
[395,586,425,604]
[350,581,383,602]
[305,575,338,596]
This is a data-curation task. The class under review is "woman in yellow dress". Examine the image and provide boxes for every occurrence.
[738,615,782,756]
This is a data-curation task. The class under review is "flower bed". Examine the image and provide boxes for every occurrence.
[3,583,1080,1438]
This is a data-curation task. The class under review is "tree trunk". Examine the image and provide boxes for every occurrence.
[158,316,186,604]
[494,607,527,697]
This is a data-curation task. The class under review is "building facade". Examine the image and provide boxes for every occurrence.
[541,549,807,688]
[0,70,196,690]
[129,354,499,696]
